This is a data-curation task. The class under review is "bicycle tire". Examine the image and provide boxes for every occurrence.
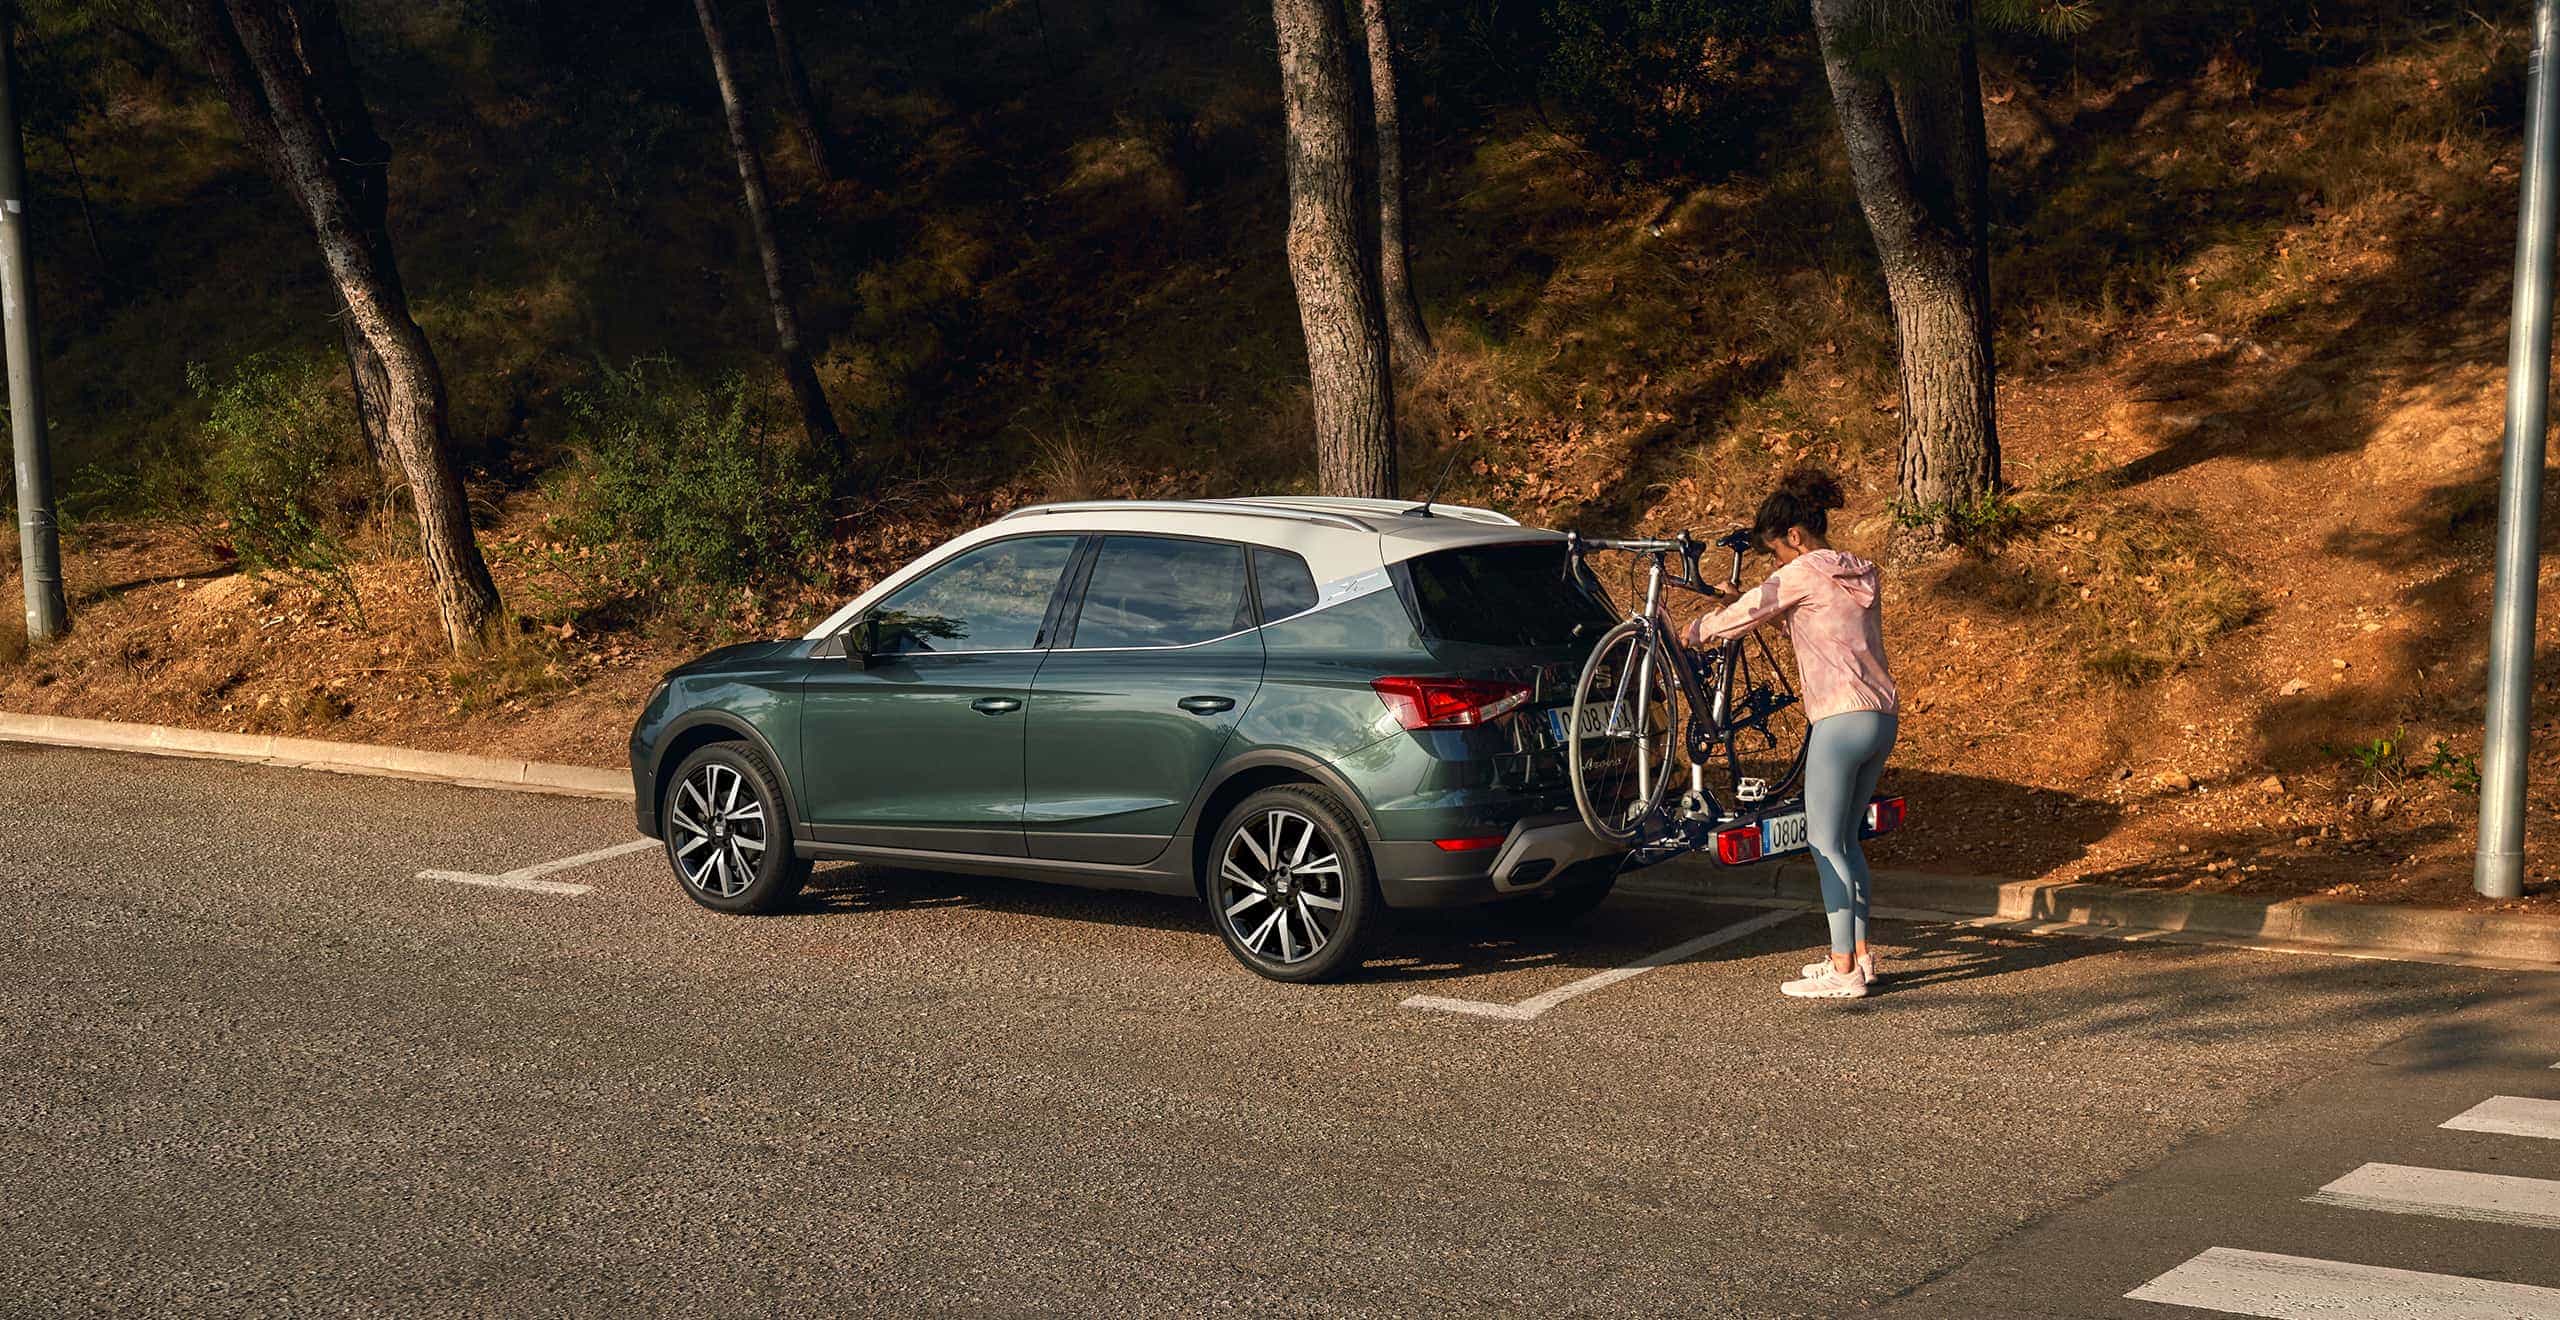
[1568,618,1682,845]
[1705,630,1811,809]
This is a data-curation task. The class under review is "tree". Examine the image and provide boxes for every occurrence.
[175,0,503,650]
[1357,0,1430,371]
[1808,0,2000,539]
[762,0,832,182]
[691,0,844,465]
[1273,0,1396,498]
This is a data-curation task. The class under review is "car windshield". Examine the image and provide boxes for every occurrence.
[1397,541,1614,649]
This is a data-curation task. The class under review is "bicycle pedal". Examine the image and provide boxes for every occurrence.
[1736,777,1769,804]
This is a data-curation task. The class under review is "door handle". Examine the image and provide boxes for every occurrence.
[1177,695,1235,716]
[970,696,1024,715]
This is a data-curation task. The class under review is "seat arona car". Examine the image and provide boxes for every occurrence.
[629,496,1626,980]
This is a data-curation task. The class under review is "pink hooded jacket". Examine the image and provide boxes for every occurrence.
[1693,548,1898,724]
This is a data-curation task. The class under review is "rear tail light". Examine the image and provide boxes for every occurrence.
[1713,824,1763,866]
[1866,795,1906,836]
[1433,834,1507,852]
[1371,676,1531,731]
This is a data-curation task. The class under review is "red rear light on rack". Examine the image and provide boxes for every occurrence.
[1866,795,1907,836]
[1713,824,1763,866]
[1371,677,1531,731]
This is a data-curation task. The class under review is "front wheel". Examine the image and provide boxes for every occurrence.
[1208,786,1379,983]
[1567,618,1682,846]
[662,742,810,915]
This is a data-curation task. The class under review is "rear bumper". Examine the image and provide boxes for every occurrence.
[1373,811,1624,909]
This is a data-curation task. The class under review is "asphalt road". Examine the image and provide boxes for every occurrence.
[3,743,2555,1317]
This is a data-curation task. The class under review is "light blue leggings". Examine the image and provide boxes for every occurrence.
[1805,711,1897,955]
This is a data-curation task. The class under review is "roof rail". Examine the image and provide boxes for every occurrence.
[999,499,1376,533]
[1208,495,1520,526]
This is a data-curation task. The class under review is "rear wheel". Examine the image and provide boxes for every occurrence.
[1567,618,1681,845]
[1208,786,1378,983]
[663,741,810,915]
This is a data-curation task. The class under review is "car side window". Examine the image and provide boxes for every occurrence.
[1252,548,1318,622]
[1068,536,1251,650]
[866,534,1080,653]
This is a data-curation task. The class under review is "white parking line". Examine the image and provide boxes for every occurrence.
[2443,1096,2560,1142]
[418,838,656,896]
[2308,1162,2560,1232]
[2125,1247,2560,1318]
[1402,909,1800,1021]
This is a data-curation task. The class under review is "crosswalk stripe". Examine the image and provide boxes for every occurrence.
[2444,1095,2560,1141]
[2126,1247,2560,1318]
[2308,1162,2560,1231]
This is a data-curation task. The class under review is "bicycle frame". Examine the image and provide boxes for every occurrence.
[1564,529,1752,765]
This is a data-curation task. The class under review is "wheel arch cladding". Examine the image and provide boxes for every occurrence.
[1187,759,1373,897]
[655,716,799,834]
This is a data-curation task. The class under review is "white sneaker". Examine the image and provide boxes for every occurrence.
[1800,953,1878,984]
[1782,963,1870,999]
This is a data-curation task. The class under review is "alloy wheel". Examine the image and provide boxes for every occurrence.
[668,761,769,900]
[1215,807,1346,966]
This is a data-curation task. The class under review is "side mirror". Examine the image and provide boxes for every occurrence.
[846,616,879,670]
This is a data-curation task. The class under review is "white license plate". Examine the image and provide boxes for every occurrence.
[1758,811,1810,856]
[1546,704,1632,741]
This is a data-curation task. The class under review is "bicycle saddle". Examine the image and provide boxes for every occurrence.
[1714,528,1755,553]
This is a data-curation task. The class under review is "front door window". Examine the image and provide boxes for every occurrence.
[867,535,1080,653]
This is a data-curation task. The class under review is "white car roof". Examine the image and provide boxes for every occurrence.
[803,496,1561,639]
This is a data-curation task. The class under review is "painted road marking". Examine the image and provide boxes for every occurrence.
[2443,1096,2560,1142]
[1402,909,1800,1021]
[2308,1162,2560,1232]
[418,838,656,896]
[2125,1247,2560,1318]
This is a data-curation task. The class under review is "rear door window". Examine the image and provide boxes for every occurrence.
[1396,541,1615,648]
[1066,536,1253,649]
[1253,548,1319,621]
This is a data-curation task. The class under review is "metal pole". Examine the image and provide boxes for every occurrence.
[0,17,64,644]
[2477,0,2560,899]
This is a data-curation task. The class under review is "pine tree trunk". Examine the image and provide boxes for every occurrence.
[336,316,400,484]
[1358,0,1430,372]
[182,0,503,651]
[693,0,845,464]
[763,0,834,182]
[1273,0,1396,499]
[1809,0,1998,538]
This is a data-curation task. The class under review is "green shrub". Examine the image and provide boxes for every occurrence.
[2325,730,2484,794]
[563,359,826,594]
[193,354,366,618]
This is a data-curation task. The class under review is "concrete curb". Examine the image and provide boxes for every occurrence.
[0,711,632,800]
[1644,858,2560,968]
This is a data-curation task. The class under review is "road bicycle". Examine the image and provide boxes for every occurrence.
[1560,528,1812,852]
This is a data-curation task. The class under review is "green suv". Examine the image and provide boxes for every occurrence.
[629,497,1627,981]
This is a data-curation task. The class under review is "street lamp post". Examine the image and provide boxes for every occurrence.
[0,17,65,644]
[2477,0,2560,900]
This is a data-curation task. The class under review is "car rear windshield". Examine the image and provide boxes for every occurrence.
[1396,541,1615,649]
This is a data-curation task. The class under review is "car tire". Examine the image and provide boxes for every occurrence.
[1207,785,1379,983]
[662,741,810,915]
[1481,858,1621,932]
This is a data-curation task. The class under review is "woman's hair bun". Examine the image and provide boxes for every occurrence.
[1774,467,1845,512]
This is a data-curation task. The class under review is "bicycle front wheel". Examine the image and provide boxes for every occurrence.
[1567,618,1682,846]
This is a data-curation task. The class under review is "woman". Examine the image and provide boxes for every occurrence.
[1681,469,1898,1000]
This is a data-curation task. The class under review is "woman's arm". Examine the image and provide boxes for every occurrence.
[1681,572,1797,647]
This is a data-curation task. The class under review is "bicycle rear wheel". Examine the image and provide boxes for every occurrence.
[1567,618,1681,845]
[1706,630,1811,809]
